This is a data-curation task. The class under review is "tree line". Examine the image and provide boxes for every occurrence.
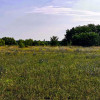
[0,37,59,47]
[0,24,100,47]
[64,24,100,46]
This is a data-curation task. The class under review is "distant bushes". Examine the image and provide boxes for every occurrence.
[17,39,51,47]
[0,36,60,47]
[72,32,100,46]
[33,40,48,46]
[24,39,33,46]
[2,37,16,45]
[0,39,5,46]
[50,36,59,46]
[1,24,100,47]
[17,39,25,48]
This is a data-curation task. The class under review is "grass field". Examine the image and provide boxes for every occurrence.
[0,46,100,100]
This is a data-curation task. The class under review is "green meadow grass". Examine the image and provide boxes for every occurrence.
[0,46,100,100]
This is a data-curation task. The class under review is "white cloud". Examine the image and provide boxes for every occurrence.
[27,6,100,17]
[25,6,100,24]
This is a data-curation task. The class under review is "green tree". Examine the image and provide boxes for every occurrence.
[96,25,100,35]
[65,28,75,44]
[72,32,100,46]
[88,24,96,32]
[64,24,100,45]
[2,37,16,45]
[17,39,25,48]
[0,39,5,46]
[60,38,67,46]
[24,39,33,46]
[50,36,59,46]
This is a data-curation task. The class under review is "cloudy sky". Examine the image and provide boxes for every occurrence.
[0,0,100,40]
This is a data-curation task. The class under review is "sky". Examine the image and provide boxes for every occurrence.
[0,0,100,40]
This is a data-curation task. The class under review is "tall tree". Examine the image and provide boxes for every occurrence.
[2,37,16,45]
[24,39,33,46]
[72,32,100,46]
[0,39,5,46]
[64,24,100,45]
[50,36,59,46]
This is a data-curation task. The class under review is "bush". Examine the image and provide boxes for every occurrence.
[61,38,67,46]
[50,36,59,46]
[2,37,16,45]
[72,32,100,46]
[24,39,33,46]
[17,39,25,48]
[33,40,50,46]
[19,43,25,48]
[0,39,5,46]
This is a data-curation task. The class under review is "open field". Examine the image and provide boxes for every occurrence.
[0,46,100,100]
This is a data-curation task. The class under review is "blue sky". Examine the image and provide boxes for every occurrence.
[0,0,100,40]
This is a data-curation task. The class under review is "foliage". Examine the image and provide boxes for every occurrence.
[2,37,16,45]
[17,39,25,48]
[0,39,5,46]
[60,38,67,46]
[1,24,100,47]
[50,36,59,46]
[64,24,100,46]
[72,32,100,46]
[24,39,33,46]
[33,40,45,46]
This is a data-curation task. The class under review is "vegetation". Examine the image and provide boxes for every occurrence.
[72,32,100,46]
[0,39,5,46]
[17,39,25,48]
[0,46,100,100]
[64,24,100,46]
[0,24,100,47]
[2,37,16,45]
[0,24,100,99]
[33,40,46,46]
[24,39,34,47]
[50,36,59,46]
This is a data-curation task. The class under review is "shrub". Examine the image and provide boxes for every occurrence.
[60,38,67,46]
[72,32,100,46]
[50,36,59,46]
[0,39,5,46]
[18,42,25,48]
[2,37,16,45]
[17,39,25,48]
[24,39,33,46]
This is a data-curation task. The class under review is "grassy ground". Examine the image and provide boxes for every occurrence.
[0,46,100,100]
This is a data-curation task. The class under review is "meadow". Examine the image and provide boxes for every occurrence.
[0,46,100,100]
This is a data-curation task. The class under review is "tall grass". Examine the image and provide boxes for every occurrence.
[0,46,100,100]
